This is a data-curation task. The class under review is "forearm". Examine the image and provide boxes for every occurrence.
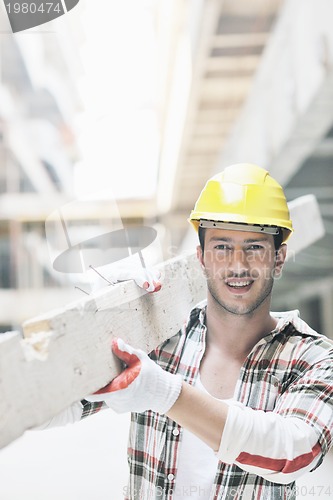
[166,381,229,452]
[167,382,322,483]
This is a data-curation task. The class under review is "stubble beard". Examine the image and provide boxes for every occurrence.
[206,273,275,316]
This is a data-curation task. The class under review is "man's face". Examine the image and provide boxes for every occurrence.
[197,228,286,316]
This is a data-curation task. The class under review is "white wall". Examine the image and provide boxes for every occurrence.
[0,411,130,500]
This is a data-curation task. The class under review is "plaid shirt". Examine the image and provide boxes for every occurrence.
[82,300,333,500]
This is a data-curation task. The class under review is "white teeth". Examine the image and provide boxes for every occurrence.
[227,281,251,288]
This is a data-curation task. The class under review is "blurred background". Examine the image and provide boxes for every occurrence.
[0,0,333,498]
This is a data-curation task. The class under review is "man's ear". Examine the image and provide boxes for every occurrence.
[196,245,205,270]
[274,244,287,277]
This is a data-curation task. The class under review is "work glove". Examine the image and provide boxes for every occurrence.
[85,338,182,414]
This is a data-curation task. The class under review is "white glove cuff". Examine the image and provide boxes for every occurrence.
[33,401,83,430]
[151,371,183,415]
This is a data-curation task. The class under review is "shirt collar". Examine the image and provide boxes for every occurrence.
[257,310,301,345]
[272,309,300,332]
[194,303,310,344]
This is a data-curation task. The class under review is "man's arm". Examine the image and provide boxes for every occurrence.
[90,339,332,484]
[167,381,228,452]
[167,382,322,483]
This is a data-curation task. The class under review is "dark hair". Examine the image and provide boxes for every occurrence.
[273,229,283,251]
[198,226,206,251]
[198,226,283,252]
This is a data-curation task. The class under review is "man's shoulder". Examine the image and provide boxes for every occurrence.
[272,309,333,350]
[273,309,318,336]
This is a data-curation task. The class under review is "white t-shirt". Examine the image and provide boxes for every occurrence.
[173,376,220,499]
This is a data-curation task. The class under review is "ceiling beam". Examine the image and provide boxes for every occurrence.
[200,77,252,99]
[205,55,261,72]
[211,32,269,48]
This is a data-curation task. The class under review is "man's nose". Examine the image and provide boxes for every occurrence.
[228,248,249,274]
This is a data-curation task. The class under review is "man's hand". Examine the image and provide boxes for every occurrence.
[86,339,182,414]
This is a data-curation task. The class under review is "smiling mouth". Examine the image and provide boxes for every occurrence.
[225,280,253,289]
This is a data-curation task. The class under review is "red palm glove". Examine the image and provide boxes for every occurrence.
[86,338,182,414]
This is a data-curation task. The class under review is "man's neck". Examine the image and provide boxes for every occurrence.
[205,296,277,360]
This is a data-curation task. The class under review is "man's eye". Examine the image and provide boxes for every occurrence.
[215,245,229,250]
[247,245,263,250]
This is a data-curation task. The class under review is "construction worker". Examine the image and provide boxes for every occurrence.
[48,164,333,499]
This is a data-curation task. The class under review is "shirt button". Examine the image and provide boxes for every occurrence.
[167,473,175,481]
[172,428,180,436]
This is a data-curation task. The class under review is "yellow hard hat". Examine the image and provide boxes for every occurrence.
[189,163,293,242]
